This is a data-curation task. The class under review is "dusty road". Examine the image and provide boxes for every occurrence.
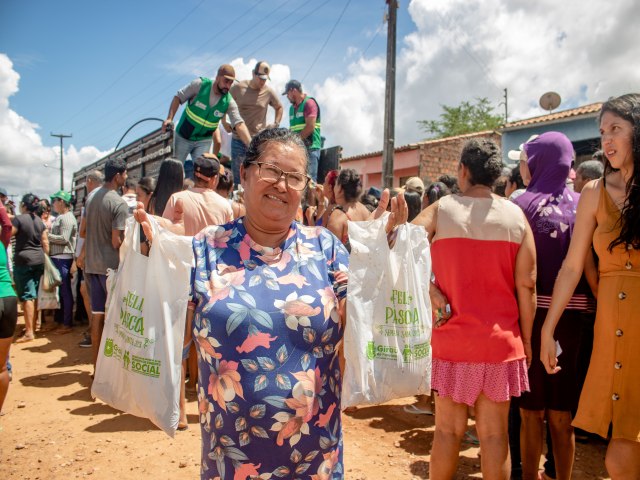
[1,320,611,479]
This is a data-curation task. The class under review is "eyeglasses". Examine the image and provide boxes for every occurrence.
[249,162,310,191]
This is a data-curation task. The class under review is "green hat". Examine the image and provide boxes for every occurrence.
[51,190,72,203]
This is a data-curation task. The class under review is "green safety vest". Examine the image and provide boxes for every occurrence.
[289,96,321,150]
[176,77,230,142]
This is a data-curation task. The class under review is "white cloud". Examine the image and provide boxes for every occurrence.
[0,54,110,200]
[314,0,640,156]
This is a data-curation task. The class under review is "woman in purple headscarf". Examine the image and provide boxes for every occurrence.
[513,132,595,480]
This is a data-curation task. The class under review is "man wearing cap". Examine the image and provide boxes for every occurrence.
[229,61,283,184]
[283,80,322,181]
[404,177,425,198]
[162,64,252,178]
[162,154,232,235]
[48,190,78,333]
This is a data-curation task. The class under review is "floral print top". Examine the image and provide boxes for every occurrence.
[191,218,349,480]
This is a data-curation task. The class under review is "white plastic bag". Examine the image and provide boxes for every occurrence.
[91,217,193,436]
[37,275,59,310]
[343,217,432,408]
[42,254,62,292]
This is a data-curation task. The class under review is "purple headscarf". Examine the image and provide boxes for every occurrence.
[514,132,582,296]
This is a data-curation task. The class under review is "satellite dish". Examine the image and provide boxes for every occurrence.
[539,91,561,112]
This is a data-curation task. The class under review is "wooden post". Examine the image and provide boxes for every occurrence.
[382,0,398,189]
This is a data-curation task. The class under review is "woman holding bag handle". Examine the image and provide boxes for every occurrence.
[391,139,537,479]
[135,128,404,480]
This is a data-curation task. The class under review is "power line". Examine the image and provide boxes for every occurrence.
[301,0,352,82]
[433,9,503,94]
[59,0,207,130]
[80,0,291,148]
[362,22,384,58]
[245,0,333,59]
[229,0,310,59]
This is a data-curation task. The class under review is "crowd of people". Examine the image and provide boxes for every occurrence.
[0,79,638,480]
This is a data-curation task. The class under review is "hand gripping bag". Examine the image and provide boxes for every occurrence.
[343,217,432,408]
[91,217,193,436]
[42,254,62,292]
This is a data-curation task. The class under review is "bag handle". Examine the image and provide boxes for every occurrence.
[123,215,159,256]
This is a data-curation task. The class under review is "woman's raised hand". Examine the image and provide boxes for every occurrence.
[133,201,154,245]
[369,189,408,234]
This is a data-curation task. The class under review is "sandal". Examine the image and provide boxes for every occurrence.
[15,335,35,344]
[403,404,434,415]
[177,423,189,431]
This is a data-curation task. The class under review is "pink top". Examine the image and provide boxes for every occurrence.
[431,195,527,363]
[162,188,232,236]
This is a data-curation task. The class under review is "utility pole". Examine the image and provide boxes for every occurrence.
[382,0,398,189]
[503,88,509,123]
[50,133,72,190]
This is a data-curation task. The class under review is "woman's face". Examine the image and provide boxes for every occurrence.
[136,186,152,209]
[600,111,634,172]
[241,141,307,230]
[52,198,65,214]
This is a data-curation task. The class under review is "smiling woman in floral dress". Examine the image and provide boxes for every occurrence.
[184,128,352,479]
[135,128,402,479]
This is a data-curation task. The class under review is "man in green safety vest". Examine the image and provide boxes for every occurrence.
[282,80,322,182]
[162,64,251,179]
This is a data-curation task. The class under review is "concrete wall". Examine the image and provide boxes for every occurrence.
[502,116,600,165]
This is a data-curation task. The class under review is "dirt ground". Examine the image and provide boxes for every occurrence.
[1,316,611,480]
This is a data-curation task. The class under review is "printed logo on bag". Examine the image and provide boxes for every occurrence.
[102,339,161,378]
[366,288,431,361]
[121,291,145,335]
[366,340,431,363]
[104,338,114,357]
[386,289,418,325]
[129,355,161,378]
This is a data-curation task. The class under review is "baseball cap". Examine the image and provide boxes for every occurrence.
[194,154,220,180]
[217,64,236,81]
[254,61,271,80]
[508,134,539,162]
[282,80,302,95]
[404,177,425,196]
[50,190,72,203]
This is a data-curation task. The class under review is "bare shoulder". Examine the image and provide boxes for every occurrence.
[578,178,602,212]
[411,200,439,239]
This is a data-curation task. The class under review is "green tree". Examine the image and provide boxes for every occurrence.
[418,97,504,139]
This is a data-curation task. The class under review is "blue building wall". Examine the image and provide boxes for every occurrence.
[502,116,600,164]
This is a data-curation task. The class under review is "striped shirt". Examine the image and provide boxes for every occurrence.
[49,211,78,257]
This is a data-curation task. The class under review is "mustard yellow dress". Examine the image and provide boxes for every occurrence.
[573,180,640,442]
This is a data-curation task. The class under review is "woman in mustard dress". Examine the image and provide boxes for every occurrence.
[541,93,640,479]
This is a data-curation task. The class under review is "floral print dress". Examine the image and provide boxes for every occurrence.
[191,218,349,480]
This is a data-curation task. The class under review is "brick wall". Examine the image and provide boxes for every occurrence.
[418,131,501,183]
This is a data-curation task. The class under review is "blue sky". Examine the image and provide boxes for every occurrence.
[1,0,413,152]
[1,0,639,197]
